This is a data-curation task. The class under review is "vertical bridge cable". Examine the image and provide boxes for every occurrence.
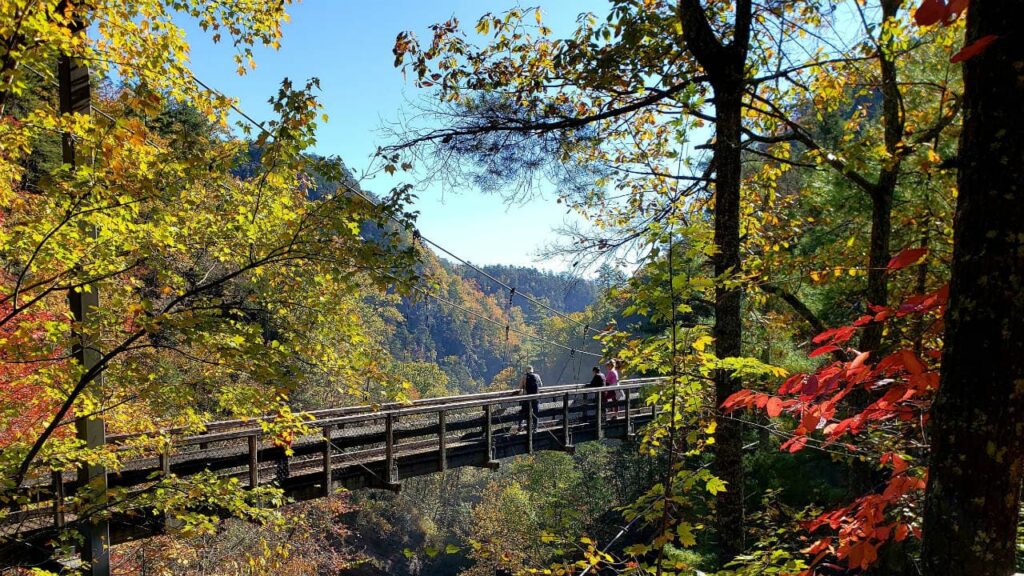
[503,287,516,373]
[555,348,576,385]
[575,324,590,383]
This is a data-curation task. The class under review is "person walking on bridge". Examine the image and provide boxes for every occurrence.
[586,366,605,418]
[518,365,543,433]
[604,360,621,419]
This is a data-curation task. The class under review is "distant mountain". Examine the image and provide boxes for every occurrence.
[385,250,598,393]
[450,263,597,323]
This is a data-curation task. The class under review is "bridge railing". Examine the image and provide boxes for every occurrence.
[103,379,637,444]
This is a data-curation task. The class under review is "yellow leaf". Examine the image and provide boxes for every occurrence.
[693,335,713,352]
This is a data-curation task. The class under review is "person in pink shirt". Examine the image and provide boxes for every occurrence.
[604,359,621,419]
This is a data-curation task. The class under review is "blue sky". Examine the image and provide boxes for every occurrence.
[178,1,601,272]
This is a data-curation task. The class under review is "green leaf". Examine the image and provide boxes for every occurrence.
[676,522,697,547]
[705,476,727,495]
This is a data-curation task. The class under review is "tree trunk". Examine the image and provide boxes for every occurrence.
[712,83,745,561]
[859,187,892,352]
[920,2,1024,574]
[676,0,751,561]
[858,0,903,354]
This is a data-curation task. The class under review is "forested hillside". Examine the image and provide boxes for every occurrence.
[385,255,601,394]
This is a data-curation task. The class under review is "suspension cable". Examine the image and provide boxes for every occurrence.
[408,284,601,358]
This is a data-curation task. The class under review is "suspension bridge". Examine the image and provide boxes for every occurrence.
[1,378,665,567]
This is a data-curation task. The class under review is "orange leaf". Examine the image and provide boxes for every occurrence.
[951,34,999,63]
[800,412,820,432]
[894,523,910,542]
[849,350,871,370]
[766,396,784,418]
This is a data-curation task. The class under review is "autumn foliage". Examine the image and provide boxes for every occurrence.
[0,277,67,449]
[724,250,946,572]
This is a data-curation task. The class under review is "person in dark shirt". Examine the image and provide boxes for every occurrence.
[585,366,605,418]
[518,366,543,432]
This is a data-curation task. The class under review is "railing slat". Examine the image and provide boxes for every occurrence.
[51,471,64,528]
[248,434,259,489]
[385,413,397,487]
[484,404,494,462]
[322,425,332,495]
[527,401,534,454]
[438,410,447,472]
[625,388,633,437]
[562,393,572,450]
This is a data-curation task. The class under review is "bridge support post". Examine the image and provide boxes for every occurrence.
[625,389,634,438]
[159,445,184,531]
[51,471,65,529]
[60,43,110,576]
[383,414,401,491]
[322,425,332,496]
[438,411,447,472]
[247,434,259,489]
[562,393,573,452]
[527,402,534,454]
[596,390,604,440]
[483,405,498,469]
[159,446,170,477]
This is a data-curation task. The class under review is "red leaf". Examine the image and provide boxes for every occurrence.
[811,325,856,345]
[809,344,840,358]
[766,396,784,418]
[914,0,946,26]
[951,34,998,63]
[832,325,857,344]
[722,389,755,411]
[946,0,969,19]
[801,374,820,397]
[780,373,806,395]
[755,393,770,409]
[812,327,837,344]
[800,411,820,432]
[894,523,910,542]
[899,349,926,376]
[803,537,831,555]
[852,314,874,327]
[887,247,928,270]
[781,435,808,453]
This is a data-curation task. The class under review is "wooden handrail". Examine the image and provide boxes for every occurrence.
[172,378,663,446]
[106,379,641,444]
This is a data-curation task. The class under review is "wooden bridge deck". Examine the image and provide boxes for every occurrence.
[1,378,664,565]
